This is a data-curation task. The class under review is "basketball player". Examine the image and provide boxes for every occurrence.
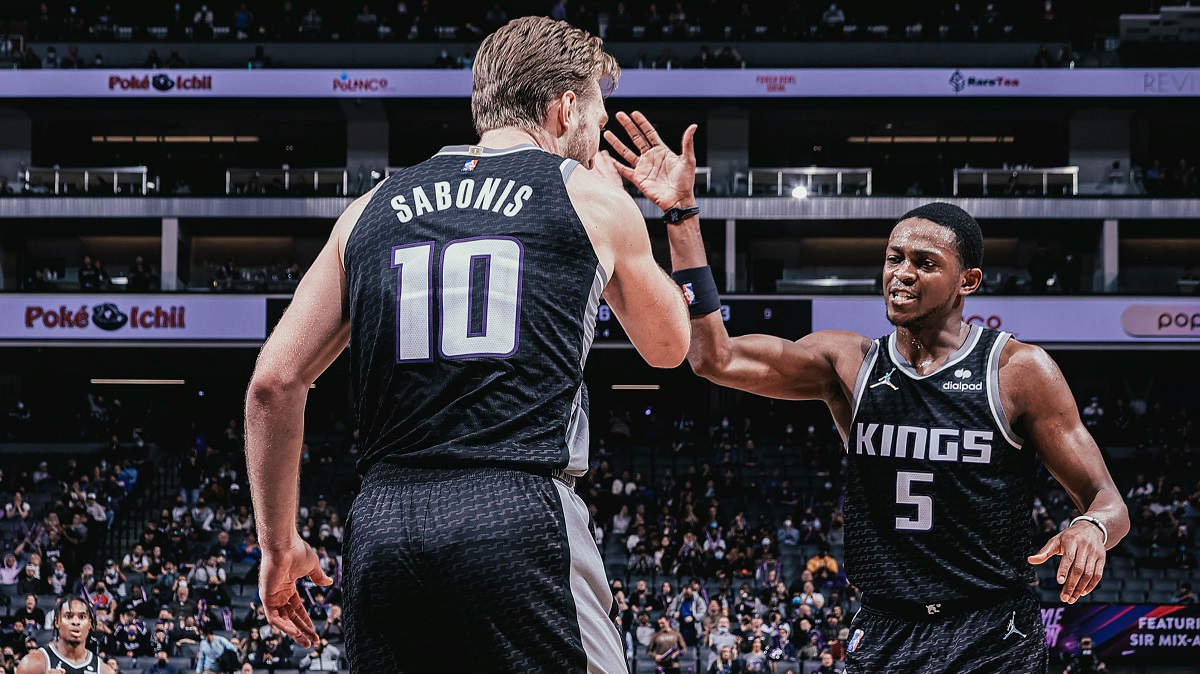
[16,597,116,674]
[605,113,1129,673]
[245,16,690,674]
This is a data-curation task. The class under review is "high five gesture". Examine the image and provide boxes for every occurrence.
[604,111,699,211]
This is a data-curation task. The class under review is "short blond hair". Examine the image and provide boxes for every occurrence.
[472,16,620,135]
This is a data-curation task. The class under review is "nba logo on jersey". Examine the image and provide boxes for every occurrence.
[680,282,696,305]
[847,629,865,653]
[461,159,478,172]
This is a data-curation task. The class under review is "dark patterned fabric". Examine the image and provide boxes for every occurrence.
[344,145,603,476]
[342,464,624,674]
[846,326,1037,602]
[845,590,1048,673]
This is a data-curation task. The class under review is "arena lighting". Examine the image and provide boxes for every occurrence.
[791,185,809,199]
[845,135,1015,144]
[611,384,661,390]
[90,135,260,143]
[89,378,186,385]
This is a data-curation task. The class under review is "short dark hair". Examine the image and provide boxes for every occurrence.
[896,202,984,270]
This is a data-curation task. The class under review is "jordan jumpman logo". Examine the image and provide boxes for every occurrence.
[870,368,898,391]
[1003,611,1027,640]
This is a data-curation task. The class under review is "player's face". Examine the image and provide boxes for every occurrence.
[57,604,91,644]
[565,80,609,168]
[883,218,971,329]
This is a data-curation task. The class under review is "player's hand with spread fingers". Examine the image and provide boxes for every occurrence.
[603,110,698,211]
[1028,519,1107,604]
[259,536,333,648]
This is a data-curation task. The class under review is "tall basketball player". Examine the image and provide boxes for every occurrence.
[17,597,116,674]
[245,16,691,674]
[606,113,1129,673]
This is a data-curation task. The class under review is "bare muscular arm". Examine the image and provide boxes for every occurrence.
[604,110,868,404]
[1001,340,1130,604]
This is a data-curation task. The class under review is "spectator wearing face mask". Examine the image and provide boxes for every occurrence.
[147,649,179,674]
[298,637,340,671]
[667,583,706,653]
[706,616,739,669]
[776,519,801,546]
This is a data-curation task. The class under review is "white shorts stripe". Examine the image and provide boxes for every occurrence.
[552,480,627,674]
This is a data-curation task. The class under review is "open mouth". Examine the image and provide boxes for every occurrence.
[889,290,917,306]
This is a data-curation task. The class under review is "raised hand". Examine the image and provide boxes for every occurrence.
[603,110,698,212]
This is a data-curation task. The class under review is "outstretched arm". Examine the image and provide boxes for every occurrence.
[605,111,865,401]
[1009,342,1130,604]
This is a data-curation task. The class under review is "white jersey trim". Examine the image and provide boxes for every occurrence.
[433,143,542,158]
[44,644,96,672]
[887,324,983,381]
[849,340,880,430]
[563,263,608,475]
[987,331,1025,449]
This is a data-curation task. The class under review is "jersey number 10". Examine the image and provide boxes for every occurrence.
[391,237,523,362]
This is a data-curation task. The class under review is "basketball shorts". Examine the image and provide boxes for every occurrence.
[343,463,626,674]
[845,589,1047,674]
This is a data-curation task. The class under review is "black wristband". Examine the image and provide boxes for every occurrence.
[670,266,721,317]
[662,206,701,224]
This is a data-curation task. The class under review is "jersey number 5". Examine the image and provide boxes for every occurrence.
[895,471,934,531]
[391,237,523,362]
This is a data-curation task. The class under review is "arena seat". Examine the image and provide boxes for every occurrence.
[1148,590,1178,604]
[1150,577,1181,593]
[1136,567,1166,580]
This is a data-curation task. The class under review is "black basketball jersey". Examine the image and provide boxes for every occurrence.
[39,644,101,674]
[845,325,1036,602]
[345,144,605,477]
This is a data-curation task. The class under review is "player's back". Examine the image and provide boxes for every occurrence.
[345,144,603,476]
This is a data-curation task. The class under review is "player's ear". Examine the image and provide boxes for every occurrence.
[562,90,579,129]
[548,91,577,133]
[960,267,982,296]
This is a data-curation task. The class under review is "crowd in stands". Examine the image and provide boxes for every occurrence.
[2,376,1197,673]
[9,1,1082,46]
[15,253,310,294]
[1,395,358,673]
[208,258,304,293]
[0,397,151,668]
[582,390,1199,672]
